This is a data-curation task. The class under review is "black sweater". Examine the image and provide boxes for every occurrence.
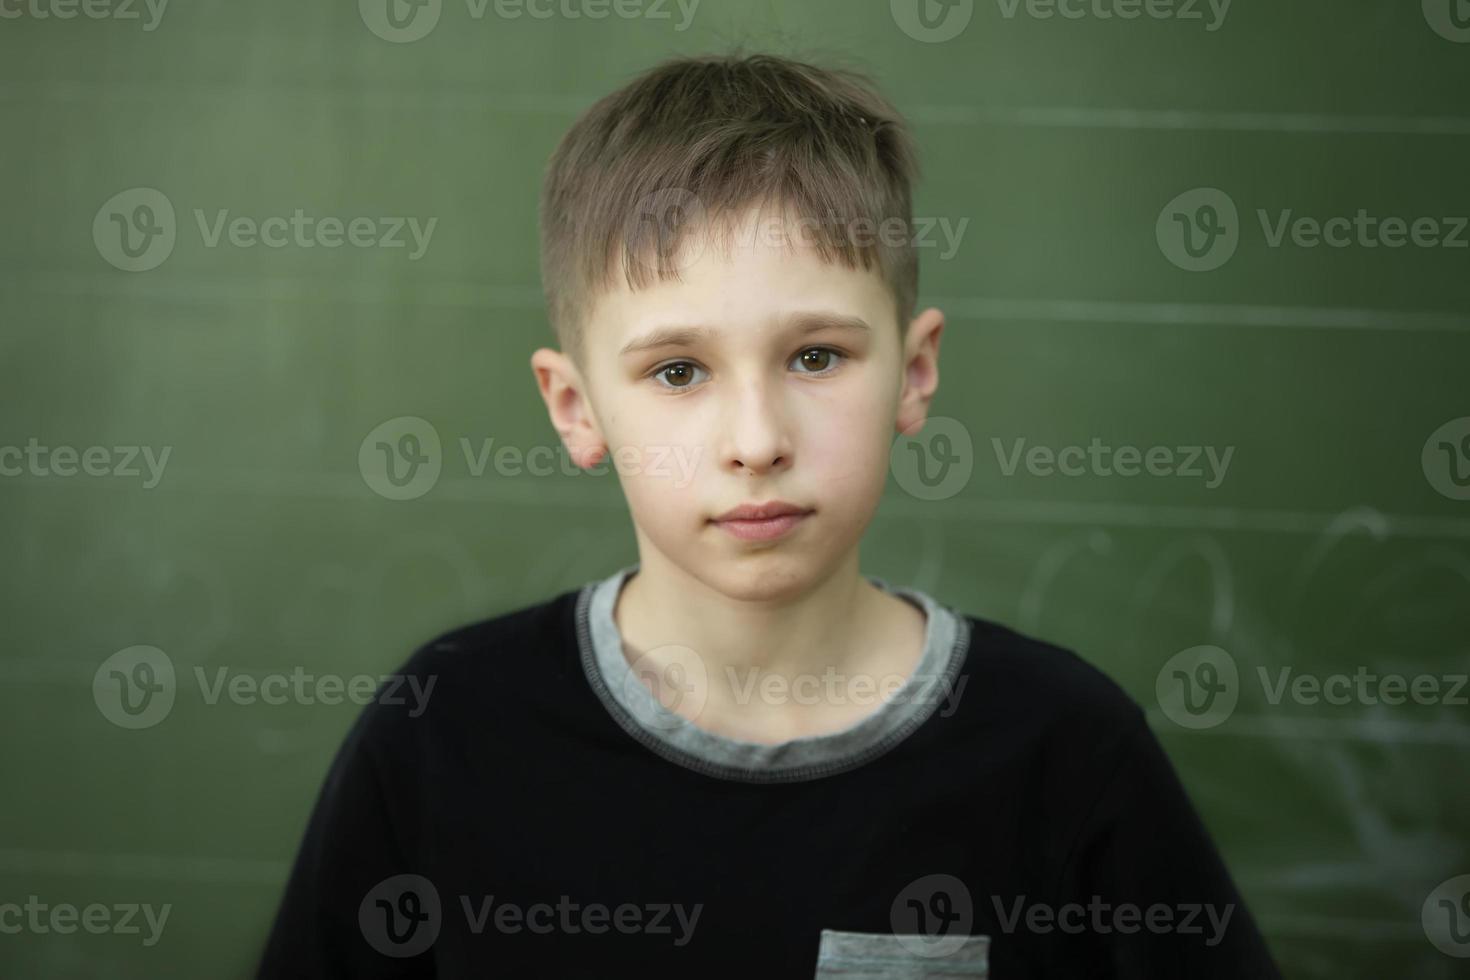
[257,574,1281,979]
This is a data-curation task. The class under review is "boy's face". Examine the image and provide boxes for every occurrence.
[533,206,943,602]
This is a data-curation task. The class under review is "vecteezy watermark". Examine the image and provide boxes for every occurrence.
[93,188,437,272]
[621,189,972,277]
[358,0,701,43]
[992,0,1231,30]
[723,665,968,715]
[1156,645,1239,730]
[1423,417,1470,501]
[718,210,970,262]
[891,0,1229,43]
[358,875,701,958]
[1256,209,1469,251]
[1423,875,1470,958]
[991,895,1235,947]
[359,417,442,500]
[890,0,975,42]
[1158,187,1469,272]
[358,416,702,501]
[623,645,709,732]
[619,648,968,732]
[991,438,1234,489]
[1423,0,1470,43]
[1156,646,1468,730]
[890,874,978,958]
[0,439,171,488]
[0,0,168,30]
[92,646,437,729]
[1259,666,1468,709]
[0,897,171,947]
[890,416,976,502]
[459,437,698,487]
[1156,188,1239,272]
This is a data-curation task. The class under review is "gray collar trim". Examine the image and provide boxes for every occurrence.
[575,564,972,783]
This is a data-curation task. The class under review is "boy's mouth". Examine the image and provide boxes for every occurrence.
[708,501,814,543]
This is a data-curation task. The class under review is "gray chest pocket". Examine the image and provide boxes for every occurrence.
[814,929,991,979]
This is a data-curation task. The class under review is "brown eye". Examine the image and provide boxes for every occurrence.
[794,348,838,373]
[655,362,706,389]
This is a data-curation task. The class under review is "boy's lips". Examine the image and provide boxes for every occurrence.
[711,501,812,522]
[709,501,814,542]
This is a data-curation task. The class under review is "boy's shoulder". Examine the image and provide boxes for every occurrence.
[959,613,1144,719]
[347,585,588,747]
[931,610,1151,765]
[404,584,582,672]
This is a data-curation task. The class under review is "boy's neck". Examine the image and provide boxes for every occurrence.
[611,548,927,743]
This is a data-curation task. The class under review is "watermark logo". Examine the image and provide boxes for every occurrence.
[891,0,974,42]
[990,437,1233,489]
[620,650,968,732]
[92,646,176,730]
[1156,645,1239,729]
[624,187,710,276]
[0,439,172,488]
[463,438,700,487]
[1157,651,1465,729]
[360,874,442,958]
[623,644,709,731]
[93,648,438,727]
[991,895,1234,946]
[1160,189,1468,271]
[891,873,975,957]
[361,0,700,42]
[619,190,971,270]
[1423,417,1470,501]
[94,189,436,270]
[359,421,702,501]
[360,417,443,500]
[994,0,1231,30]
[1258,666,1466,708]
[94,188,176,272]
[1157,188,1239,272]
[1257,209,1467,251]
[0,898,171,946]
[1423,0,1470,42]
[459,894,701,942]
[360,0,442,42]
[193,667,437,715]
[723,665,968,716]
[192,209,436,258]
[0,0,169,30]
[1424,875,1470,957]
[891,416,975,501]
[359,875,700,951]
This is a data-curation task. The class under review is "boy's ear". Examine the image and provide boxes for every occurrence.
[896,306,945,438]
[530,348,608,469]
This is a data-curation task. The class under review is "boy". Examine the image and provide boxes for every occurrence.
[259,53,1281,978]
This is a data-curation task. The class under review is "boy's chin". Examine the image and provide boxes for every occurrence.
[695,549,848,602]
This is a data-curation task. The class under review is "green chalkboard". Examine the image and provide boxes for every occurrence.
[1,1,1467,976]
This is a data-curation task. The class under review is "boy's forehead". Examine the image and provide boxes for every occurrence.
[586,207,895,351]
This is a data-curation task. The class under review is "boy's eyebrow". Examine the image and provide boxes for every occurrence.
[618,312,871,358]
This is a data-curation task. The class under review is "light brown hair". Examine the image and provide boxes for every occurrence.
[538,52,921,366]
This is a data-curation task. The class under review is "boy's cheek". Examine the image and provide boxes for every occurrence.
[618,462,704,518]
[804,414,894,478]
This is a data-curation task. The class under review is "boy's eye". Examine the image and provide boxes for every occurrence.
[648,347,845,391]
[654,362,708,389]
[793,347,841,373]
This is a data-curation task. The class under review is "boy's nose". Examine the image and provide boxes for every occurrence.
[719,380,794,476]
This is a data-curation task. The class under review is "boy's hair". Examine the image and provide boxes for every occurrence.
[538,53,921,366]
